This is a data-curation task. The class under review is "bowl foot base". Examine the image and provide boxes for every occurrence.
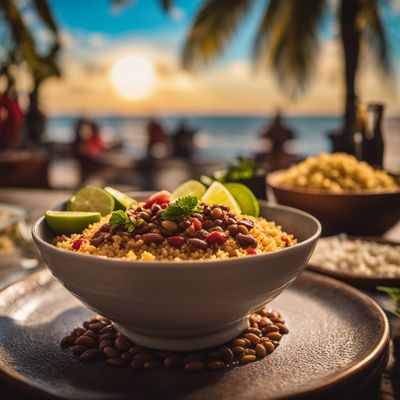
[114,318,249,351]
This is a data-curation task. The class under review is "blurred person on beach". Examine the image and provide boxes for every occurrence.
[0,93,24,150]
[73,117,105,159]
[146,117,168,159]
[172,119,196,159]
[24,91,46,145]
[257,111,296,170]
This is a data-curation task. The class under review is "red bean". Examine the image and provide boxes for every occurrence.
[167,236,186,247]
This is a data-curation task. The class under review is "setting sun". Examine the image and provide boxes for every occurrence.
[110,56,155,101]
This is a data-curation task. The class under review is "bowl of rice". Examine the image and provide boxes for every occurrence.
[267,153,400,236]
[32,192,320,351]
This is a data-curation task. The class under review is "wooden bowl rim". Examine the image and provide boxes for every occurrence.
[267,169,400,197]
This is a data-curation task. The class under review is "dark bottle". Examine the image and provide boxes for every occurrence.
[361,103,385,168]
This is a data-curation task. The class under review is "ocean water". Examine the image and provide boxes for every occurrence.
[46,115,398,163]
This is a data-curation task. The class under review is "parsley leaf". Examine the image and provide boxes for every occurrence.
[378,286,400,318]
[161,196,204,221]
[109,210,145,233]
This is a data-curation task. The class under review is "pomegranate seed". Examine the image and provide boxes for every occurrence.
[72,238,85,250]
[281,235,290,246]
[246,246,257,255]
[144,190,171,208]
[205,231,227,245]
[191,218,202,231]
[167,236,186,247]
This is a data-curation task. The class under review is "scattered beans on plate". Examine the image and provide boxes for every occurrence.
[60,307,288,371]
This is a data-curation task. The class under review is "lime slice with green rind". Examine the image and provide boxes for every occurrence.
[45,211,101,235]
[201,181,241,214]
[104,186,137,210]
[67,186,114,216]
[224,182,259,217]
[171,180,206,201]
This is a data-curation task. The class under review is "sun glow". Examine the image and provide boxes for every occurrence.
[110,56,155,101]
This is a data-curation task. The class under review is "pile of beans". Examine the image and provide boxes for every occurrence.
[90,202,259,252]
[60,307,288,371]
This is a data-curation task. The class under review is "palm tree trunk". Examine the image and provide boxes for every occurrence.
[339,0,361,153]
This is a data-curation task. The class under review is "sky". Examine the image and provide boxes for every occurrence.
[19,0,400,116]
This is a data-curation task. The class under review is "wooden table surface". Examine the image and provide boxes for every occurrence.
[0,188,399,400]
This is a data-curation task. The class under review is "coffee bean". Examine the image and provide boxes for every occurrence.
[103,346,120,359]
[79,349,100,361]
[239,355,256,364]
[115,335,131,352]
[144,360,162,370]
[245,333,260,345]
[185,360,206,371]
[106,358,127,367]
[208,360,226,370]
[128,345,144,356]
[72,345,87,356]
[99,339,112,350]
[74,336,97,348]
[266,332,282,341]
[164,354,184,368]
[256,343,267,358]
[60,334,75,348]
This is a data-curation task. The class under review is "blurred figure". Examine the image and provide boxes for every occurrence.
[0,94,24,150]
[25,90,46,145]
[172,119,196,159]
[257,111,296,170]
[260,111,295,153]
[146,117,167,159]
[73,117,105,159]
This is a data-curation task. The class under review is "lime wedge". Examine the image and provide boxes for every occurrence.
[224,183,259,217]
[45,211,101,235]
[171,180,206,201]
[201,181,241,214]
[104,186,137,210]
[67,186,114,216]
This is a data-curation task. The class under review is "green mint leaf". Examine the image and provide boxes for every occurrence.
[109,210,128,225]
[162,196,203,221]
[377,286,400,319]
[109,210,145,232]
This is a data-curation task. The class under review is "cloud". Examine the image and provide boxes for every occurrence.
[41,34,399,116]
[170,6,186,22]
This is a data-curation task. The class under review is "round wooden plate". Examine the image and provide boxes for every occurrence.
[0,269,389,400]
[308,236,400,289]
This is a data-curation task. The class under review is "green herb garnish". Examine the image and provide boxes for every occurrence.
[162,196,204,221]
[377,286,400,318]
[109,210,145,233]
[223,156,256,181]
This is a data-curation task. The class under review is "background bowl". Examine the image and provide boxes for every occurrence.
[267,170,400,236]
[32,197,320,351]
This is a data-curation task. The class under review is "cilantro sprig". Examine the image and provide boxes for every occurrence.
[162,196,204,221]
[109,210,145,233]
[378,286,400,318]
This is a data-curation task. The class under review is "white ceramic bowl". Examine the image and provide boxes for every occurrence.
[32,196,321,351]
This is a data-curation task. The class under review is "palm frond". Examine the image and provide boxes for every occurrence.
[160,0,172,11]
[182,0,253,69]
[358,0,391,74]
[254,0,326,96]
[0,0,40,70]
[32,0,58,35]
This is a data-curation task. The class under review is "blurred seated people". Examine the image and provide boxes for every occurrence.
[172,119,196,159]
[0,94,24,150]
[73,117,106,184]
[146,117,168,159]
[25,90,46,146]
[257,111,296,170]
[73,117,105,159]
